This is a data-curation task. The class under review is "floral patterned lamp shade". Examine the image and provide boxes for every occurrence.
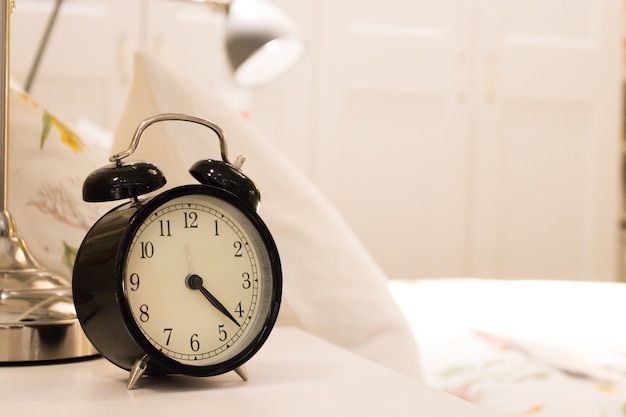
[0,0,98,363]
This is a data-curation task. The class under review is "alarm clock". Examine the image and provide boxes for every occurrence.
[72,113,282,389]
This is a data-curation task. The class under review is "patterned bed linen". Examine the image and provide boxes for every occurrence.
[389,278,626,417]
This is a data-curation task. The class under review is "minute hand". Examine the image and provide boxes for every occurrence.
[187,274,241,327]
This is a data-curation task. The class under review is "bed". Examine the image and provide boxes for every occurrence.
[9,51,626,416]
[390,278,626,417]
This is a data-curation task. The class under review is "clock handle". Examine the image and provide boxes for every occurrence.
[109,113,232,166]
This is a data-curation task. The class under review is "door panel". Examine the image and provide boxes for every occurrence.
[471,0,622,280]
[316,0,473,278]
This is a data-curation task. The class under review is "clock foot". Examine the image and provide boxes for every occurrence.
[127,354,150,390]
[234,365,249,381]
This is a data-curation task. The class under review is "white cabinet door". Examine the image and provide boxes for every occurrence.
[313,0,475,279]
[308,0,622,280]
[470,0,622,280]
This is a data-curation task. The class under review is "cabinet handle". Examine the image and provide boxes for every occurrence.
[456,53,470,103]
[484,54,498,102]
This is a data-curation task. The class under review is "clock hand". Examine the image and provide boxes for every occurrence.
[186,274,241,327]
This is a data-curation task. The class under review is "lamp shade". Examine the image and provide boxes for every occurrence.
[225,0,306,87]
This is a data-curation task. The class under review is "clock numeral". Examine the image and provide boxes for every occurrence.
[233,241,243,257]
[129,273,140,291]
[241,272,251,289]
[163,328,172,345]
[190,333,200,352]
[184,211,199,229]
[140,241,154,259]
[235,302,244,318]
[214,220,219,236]
[218,324,227,342]
[159,220,172,237]
[139,304,150,322]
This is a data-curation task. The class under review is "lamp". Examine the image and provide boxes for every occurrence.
[0,0,97,363]
[221,0,306,87]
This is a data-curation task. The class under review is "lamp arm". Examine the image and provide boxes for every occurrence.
[24,0,64,93]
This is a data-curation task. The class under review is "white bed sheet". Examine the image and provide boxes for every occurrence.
[389,278,626,417]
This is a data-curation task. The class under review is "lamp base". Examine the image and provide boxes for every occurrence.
[0,234,98,363]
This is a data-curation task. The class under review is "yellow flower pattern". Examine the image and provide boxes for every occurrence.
[516,405,543,416]
[41,111,85,152]
[16,91,86,152]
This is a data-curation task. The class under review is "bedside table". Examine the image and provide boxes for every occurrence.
[1,327,506,416]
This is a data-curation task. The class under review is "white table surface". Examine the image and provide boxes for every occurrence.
[1,327,506,416]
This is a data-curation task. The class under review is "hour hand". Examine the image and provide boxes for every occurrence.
[186,274,241,327]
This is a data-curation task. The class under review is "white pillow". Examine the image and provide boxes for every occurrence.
[8,88,112,278]
[112,52,422,379]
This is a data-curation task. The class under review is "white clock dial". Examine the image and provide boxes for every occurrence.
[123,193,272,367]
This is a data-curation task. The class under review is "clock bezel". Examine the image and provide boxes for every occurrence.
[114,184,282,377]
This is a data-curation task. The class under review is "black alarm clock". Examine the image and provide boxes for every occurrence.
[72,113,282,389]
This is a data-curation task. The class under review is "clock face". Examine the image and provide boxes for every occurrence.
[121,190,278,371]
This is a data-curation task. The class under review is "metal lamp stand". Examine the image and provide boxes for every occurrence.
[0,0,97,363]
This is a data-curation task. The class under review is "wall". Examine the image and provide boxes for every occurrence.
[8,0,625,281]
